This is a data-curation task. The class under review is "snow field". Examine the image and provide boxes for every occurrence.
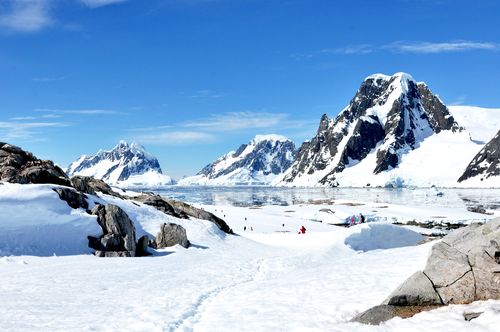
[1,183,500,331]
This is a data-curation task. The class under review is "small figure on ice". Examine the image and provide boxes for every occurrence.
[299,225,306,234]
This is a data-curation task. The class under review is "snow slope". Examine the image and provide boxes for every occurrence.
[1,183,499,331]
[67,141,175,188]
[449,105,500,143]
[179,135,296,186]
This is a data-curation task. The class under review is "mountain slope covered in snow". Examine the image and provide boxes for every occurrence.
[67,141,174,188]
[276,73,500,188]
[458,129,500,186]
[179,135,296,186]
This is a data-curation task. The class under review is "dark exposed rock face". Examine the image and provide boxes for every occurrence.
[186,135,296,185]
[280,73,462,186]
[53,187,89,210]
[0,142,71,186]
[458,130,500,182]
[166,198,233,234]
[136,235,152,256]
[71,175,123,198]
[134,194,185,219]
[134,194,233,234]
[156,223,190,248]
[354,218,500,325]
[90,204,137,256]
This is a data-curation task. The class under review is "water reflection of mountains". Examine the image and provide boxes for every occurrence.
[150,187,500,210]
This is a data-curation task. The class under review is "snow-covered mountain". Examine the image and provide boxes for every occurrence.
[276,72,500,188]
[179,135,296,186]
[458,129,500,186]
[67,141,174,188]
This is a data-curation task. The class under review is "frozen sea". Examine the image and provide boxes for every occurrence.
[149,186,500,210]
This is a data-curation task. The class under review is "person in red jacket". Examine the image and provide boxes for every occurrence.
[299,225,306,234]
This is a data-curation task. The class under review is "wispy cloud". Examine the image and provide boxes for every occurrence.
[35,108,121,115]
[0,120,69,141]
[134,131,216,145]
[183,111,288,131]
[295,40,500,60]
[80,0,128,8]
[32,76,65,82]
[320,44,373,55]
[129,111,316,146]
[0,0,53,32]
[449,95,467,106]
[385,41,500,54]
[189,89,225,99]
[10,114,62,121]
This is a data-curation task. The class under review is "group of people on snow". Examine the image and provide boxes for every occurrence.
[348,213,365,226]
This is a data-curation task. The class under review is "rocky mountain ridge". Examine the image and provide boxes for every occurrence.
[179,135,297,186]
[277,72,478,187]
[67,141,174,188]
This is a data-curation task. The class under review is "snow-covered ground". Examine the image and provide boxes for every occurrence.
[1,183,499,331]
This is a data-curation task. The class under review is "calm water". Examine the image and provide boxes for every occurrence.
[148,186,500,210]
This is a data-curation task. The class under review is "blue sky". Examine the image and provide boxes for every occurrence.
[1,0,499,179]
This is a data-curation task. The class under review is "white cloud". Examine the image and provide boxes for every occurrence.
[385,41,500,54]
[135,131,216,145]
[80,0,128,8]
[303,40,500,59]
[35,108,120,115]
[0,120,69,141]
[189,89,225,99]
[0,0,53,32]
[182,111,288,131]
[32,76,65,82]
[320,44,373,55]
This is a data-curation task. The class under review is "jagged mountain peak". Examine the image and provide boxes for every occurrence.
[280,72,463,187]
[179,134,297,186]
[251,134,291,144]
[67,141,174,187]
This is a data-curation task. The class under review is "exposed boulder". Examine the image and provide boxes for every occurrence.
[352,305,399,325]
[0,142,71,186]
[385,271,442,306]
[90,204,137,256]
[156,223,190,249]
[134,194,185,219]
[136,235,152,256]
[71,175,123,198]
[355,218,500,324]
[53,187,89,210]
[134,194,233,234]
[94,250,134,257]
[165,198,233,234]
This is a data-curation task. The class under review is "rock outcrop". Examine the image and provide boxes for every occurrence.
[53,187,89,210]
[0,142,71,186]
[354,218,500,325]
[71,175,123,198]
[155,223,190,249]
[134,194,185,219]
[134,194,233,234]
[89,204,138,256]
[458,130,500,183]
